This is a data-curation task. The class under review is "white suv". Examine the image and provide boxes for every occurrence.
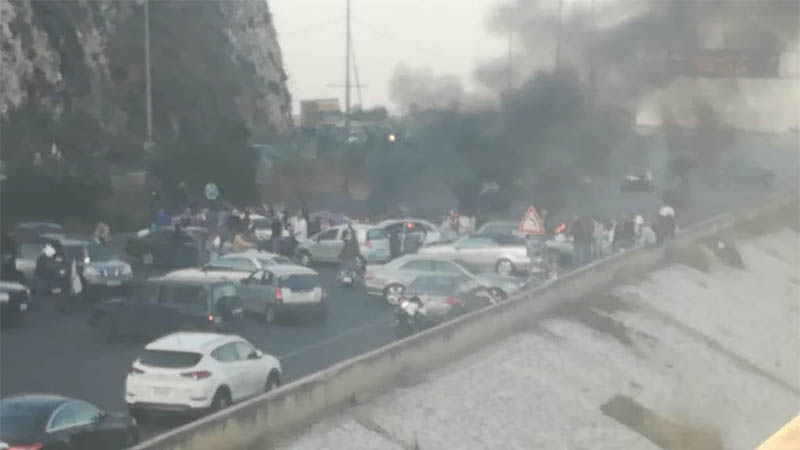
[125,332,281,420]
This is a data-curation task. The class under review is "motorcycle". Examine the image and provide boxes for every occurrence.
[338,258,365,288]
[393,298,424,339]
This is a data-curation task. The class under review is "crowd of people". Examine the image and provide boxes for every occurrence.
[565,204,677,267]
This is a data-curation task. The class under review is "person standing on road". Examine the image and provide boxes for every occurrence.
[293,211,308,242]
[655,205,677,243]
[570,216,588,266]
[270,212,283,254]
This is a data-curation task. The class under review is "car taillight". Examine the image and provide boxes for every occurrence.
[128,366,145,375]
[207,314,214,322]
[9,444,43,450]
[364,271,373,280]
[180,370,211,380]
[274,287,283,302]
[444,297,458,306]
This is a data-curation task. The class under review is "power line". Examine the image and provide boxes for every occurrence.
[353,19,455,62]
[280,17,344,38]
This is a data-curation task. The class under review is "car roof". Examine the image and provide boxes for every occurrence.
[266,264,316,276]
[0,393,70,411]
[148,273,233,287]
[16,222,62,230]
[377,218,435,226]
[330,223,377,231]
[145,332,239,352]
[221,250,282,259]
[40,233,93,246]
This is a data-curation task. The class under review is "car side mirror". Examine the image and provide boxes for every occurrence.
[248,350,263,360]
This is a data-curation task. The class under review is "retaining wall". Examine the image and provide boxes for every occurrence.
[133,188,798,450]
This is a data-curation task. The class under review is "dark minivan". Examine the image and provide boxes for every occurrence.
[88,276,244,341]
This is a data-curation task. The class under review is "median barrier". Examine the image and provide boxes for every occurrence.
[133,188,798,450]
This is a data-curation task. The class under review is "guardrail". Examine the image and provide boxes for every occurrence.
[133,188,798,450]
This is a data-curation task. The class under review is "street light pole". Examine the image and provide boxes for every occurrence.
[344,0,351,136]
[144,0,154,151]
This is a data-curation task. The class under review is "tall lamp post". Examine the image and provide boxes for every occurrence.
[143,0,154,151]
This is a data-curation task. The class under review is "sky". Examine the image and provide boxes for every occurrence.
[270,0,507,113]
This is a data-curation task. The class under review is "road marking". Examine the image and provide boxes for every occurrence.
[277,318,393,360]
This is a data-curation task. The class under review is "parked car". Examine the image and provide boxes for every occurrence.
[167,251,297,282]
[705,159,775,189]
[42,234,133,302]
[474,222,574,267]
[296,224,390,266]
[365,254,527,305]
[88,276,244,341]
[417,233,532,276]
[620,172,654,192]
[0,394,138,450]
[125,332,281,420]
[125,226,208,269]
[375,219,442,252]
[236,265,327,324]
[0,281,29,323]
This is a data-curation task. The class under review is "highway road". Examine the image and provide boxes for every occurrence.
[1,136,797,438]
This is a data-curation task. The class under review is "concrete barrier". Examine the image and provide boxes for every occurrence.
[133,188,798,450]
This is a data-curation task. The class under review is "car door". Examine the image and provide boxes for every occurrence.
[237,270,273,314]
[452,237,496,269]
[395,259,434,286]
[210,343,248,401]
[63,401,122,450]
[233,341,264,397]
[314,228,342,262]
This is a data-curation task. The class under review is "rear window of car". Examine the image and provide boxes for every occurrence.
[367,229,388,240]
[279,274,321,291]
[139,350,202,368]
[157,286,207,311]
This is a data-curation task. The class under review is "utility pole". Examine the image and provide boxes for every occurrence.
[507,2,513,93]
[554,0,564,70]
[344,0,351,136]
[144,0,154,151]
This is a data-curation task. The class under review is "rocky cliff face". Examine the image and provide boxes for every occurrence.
[0,0,291,163]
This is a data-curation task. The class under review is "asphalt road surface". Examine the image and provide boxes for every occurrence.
[2,138,797,439]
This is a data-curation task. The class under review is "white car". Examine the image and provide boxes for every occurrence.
[125,332,281,419]
[296,224,391,265]
[375,218,442,249]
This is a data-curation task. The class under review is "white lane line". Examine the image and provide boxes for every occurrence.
[277,318,394,360]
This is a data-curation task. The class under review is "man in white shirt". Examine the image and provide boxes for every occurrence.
[293,211,308,242]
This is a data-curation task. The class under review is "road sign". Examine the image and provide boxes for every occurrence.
[204,182,220,200]
[517,205,545,235]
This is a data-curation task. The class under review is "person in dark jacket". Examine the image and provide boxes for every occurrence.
[338,225,361,269]
[389,229,402,259]
[270,214,283,253]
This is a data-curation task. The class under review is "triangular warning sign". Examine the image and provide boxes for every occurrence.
[517,205,545,235]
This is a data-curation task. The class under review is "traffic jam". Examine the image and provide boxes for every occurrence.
[0,188,679,449]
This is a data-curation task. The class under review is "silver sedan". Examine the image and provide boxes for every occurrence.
[417,233,531,276]
[364,254,528,305]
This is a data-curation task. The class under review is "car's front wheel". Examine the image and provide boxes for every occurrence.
[296,250,312,267]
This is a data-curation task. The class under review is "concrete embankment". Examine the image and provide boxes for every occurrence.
[133,189,798,450]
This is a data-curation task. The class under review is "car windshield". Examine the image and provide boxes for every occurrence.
[409,276,459,295]
[279,274,320,291]
[263,256,292,266]
[453,260,480,275]
[139,350,202,368]
[87,243,113,262]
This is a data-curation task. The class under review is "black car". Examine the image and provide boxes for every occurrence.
[0,394,138,450]
[125,226,208,269]
[0,281,30,323]
[88,276,244,341]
